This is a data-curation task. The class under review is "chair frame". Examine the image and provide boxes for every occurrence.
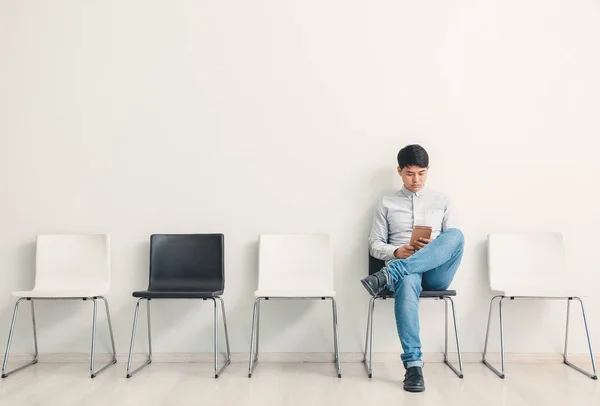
[362,293,463,379]
[482,295,597,379]
[2,296,117,378]
[126,296,231,378]
[248,296,341,378]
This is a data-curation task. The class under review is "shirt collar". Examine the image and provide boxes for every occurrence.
[400,186,428,198]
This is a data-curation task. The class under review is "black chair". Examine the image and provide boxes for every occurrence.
[363,255,463,378]
[126,234,231,378]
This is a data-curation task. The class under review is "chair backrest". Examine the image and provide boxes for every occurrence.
[369,255,386,275]
[257,234,334,292]
[149,234,224,292]
[34,234,110,291]
[487,233,567,291]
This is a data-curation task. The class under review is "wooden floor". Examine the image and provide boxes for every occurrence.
[0,361,599,405]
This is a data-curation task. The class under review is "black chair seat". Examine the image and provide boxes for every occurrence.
[369,256,456,299]
[376,289,456,299]
[133,290,223,299]
[421,289,456,298]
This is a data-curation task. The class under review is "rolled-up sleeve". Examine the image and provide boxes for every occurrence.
[442,197,460,231]
[368,199,399,261]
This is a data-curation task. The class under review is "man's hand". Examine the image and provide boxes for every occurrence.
[413,237,432,251]
[394,245,415,259]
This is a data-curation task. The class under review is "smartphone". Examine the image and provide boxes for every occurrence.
[410,226,432,247]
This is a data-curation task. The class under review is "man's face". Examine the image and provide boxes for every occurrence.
[398,165,428,193]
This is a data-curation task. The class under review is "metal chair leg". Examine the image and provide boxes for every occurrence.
[444,297,449,360]
[216,297,231,378]
[331,297,342,378]
[90,298,98,377]
[564,297,598,379]
[90,297,117,378]
[101,297,117,366]
[255,299,261,363]
[482,295,505,378]
[443,297,463,378]
[2,298,39,378]
[31,300,39,364]
[362,299,371,363]
[126,298,152,378]
[362,297,375,378]
[248,298,261,378]
[213,298,218,378]
[212,297,231,378]
[147,299,153,363]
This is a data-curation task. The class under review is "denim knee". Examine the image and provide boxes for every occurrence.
[445,228,465,248]
[394,273,422,300]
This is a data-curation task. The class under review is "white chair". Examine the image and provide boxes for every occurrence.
[2,234,117,378]
[248,234,341,378]
[483,233,597,379]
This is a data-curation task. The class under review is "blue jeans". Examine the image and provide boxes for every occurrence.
[385,228,464,368]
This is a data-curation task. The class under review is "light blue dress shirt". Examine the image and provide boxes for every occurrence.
[369,186,460,261]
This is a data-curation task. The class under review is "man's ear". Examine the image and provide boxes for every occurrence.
[397,167,403,176]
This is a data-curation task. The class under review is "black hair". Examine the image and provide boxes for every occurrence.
[397,144,429,169]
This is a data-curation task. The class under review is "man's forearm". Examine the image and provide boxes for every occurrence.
[369,239,398,261]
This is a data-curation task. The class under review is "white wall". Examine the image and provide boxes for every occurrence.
[1,0,599,358]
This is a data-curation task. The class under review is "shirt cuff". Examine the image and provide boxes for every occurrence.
[384,246,398,261]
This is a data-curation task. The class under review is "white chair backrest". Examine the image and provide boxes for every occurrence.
[33,234,110,292]
[257,234,334,292]
[487,233,567,292]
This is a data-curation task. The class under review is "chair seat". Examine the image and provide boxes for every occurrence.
[494,286,584,298]
[13,289,109,298]
[254,289,336,298]
[132,290,223,299]
[421,290,456,298]
[377,289,457,299]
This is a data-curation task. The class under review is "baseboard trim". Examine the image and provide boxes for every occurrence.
[1,352,597,364]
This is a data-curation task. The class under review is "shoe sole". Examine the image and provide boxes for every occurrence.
[404,385,425,393]
[360,279,377,297]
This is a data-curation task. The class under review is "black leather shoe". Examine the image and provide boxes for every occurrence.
[403,367,425,392]
[360,270,388,297]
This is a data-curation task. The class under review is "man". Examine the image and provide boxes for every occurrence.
[360,144,464,393]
